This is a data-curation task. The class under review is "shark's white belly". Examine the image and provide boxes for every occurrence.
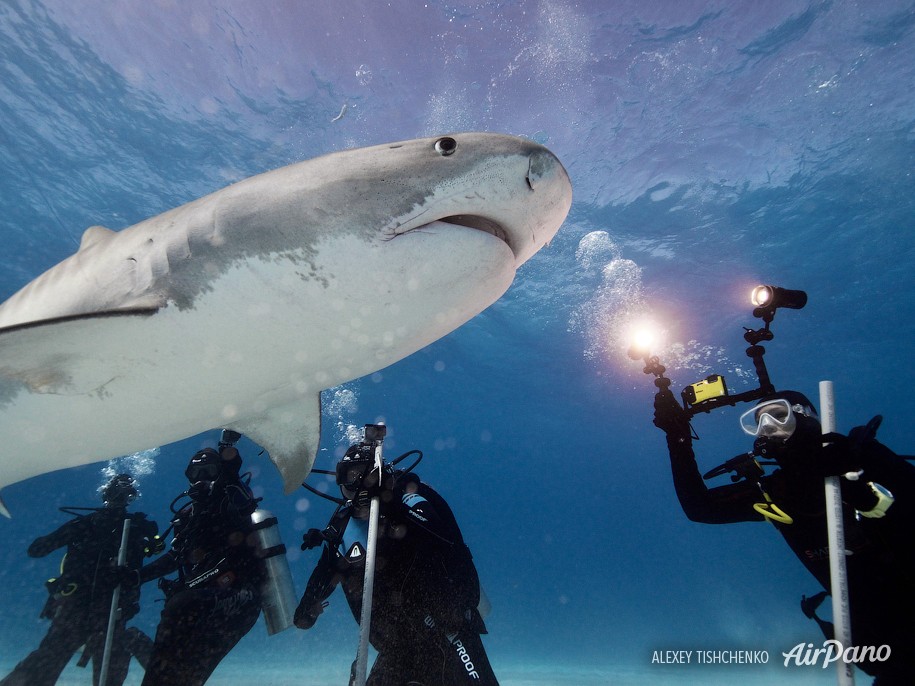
[0,226,513,491]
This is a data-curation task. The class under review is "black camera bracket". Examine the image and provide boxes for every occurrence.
[635,286,804,416]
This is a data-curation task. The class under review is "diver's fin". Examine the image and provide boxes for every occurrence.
[234,393,322,494]
[79,225,117,251]
[801,591,829,619]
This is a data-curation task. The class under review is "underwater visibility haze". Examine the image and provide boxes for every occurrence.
[1,1,914,684]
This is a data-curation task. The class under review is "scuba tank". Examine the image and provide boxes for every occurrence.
[250,509,298,635]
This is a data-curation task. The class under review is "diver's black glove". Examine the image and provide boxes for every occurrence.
[293,599,328,630]
[803,432,866,477]
[301,529,327,551]
[653,390,691,438]
[811,416,884,476]
[104,565,141,589]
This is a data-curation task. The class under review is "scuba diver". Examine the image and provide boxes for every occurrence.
[122,432,269,686]
[0,474,160,686]
[653,388,915,684]
[295,426,499,686]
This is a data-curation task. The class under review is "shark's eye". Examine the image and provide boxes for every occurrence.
[434,137,457,156]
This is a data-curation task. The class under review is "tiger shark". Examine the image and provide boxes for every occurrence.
[0,132,571,516]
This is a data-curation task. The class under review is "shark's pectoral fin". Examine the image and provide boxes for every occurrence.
[234,393,322,495]
[0,307,163,405]
[0,307,167,518]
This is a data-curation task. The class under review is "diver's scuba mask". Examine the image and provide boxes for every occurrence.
[102,473,139,508]
[336,451,378,503]
[186,449,222,481]
[184,448,224,501]
[740,398,809,441]
[335,442,397,508]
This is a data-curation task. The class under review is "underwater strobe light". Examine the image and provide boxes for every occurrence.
[626,321,668,382]
[750,285,807,319]
[627,326,657,363]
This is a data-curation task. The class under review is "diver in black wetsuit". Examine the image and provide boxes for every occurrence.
[125,434,265,686]
[295,435,499,686]
[0,474,160,686]
[654,388,915,684]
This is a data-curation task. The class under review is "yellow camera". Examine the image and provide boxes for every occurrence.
[682,374,728,406]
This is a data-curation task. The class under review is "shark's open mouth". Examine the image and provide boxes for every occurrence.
[389,210,513,254]
[393,214,515,257]
[439,215,509,245]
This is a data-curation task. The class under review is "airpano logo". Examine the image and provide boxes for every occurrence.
[782,640,891,669]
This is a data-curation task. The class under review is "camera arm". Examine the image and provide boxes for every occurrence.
[633,349,770,415]
[634,284,804,415]
[743,314,776,397]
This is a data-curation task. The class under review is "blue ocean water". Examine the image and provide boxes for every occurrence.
[1,1,913,684]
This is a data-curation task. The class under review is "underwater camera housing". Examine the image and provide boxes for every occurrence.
[335,424,389,497]
[682,374,728,408]
[218,429,242,449]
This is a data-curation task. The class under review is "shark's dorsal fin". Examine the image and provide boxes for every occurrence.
[79,225,116,251]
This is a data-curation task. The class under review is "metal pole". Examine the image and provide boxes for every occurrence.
[99,517,131,686]
[353,440,384,686]
[353,495,380,686]
[820,380,855,685]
